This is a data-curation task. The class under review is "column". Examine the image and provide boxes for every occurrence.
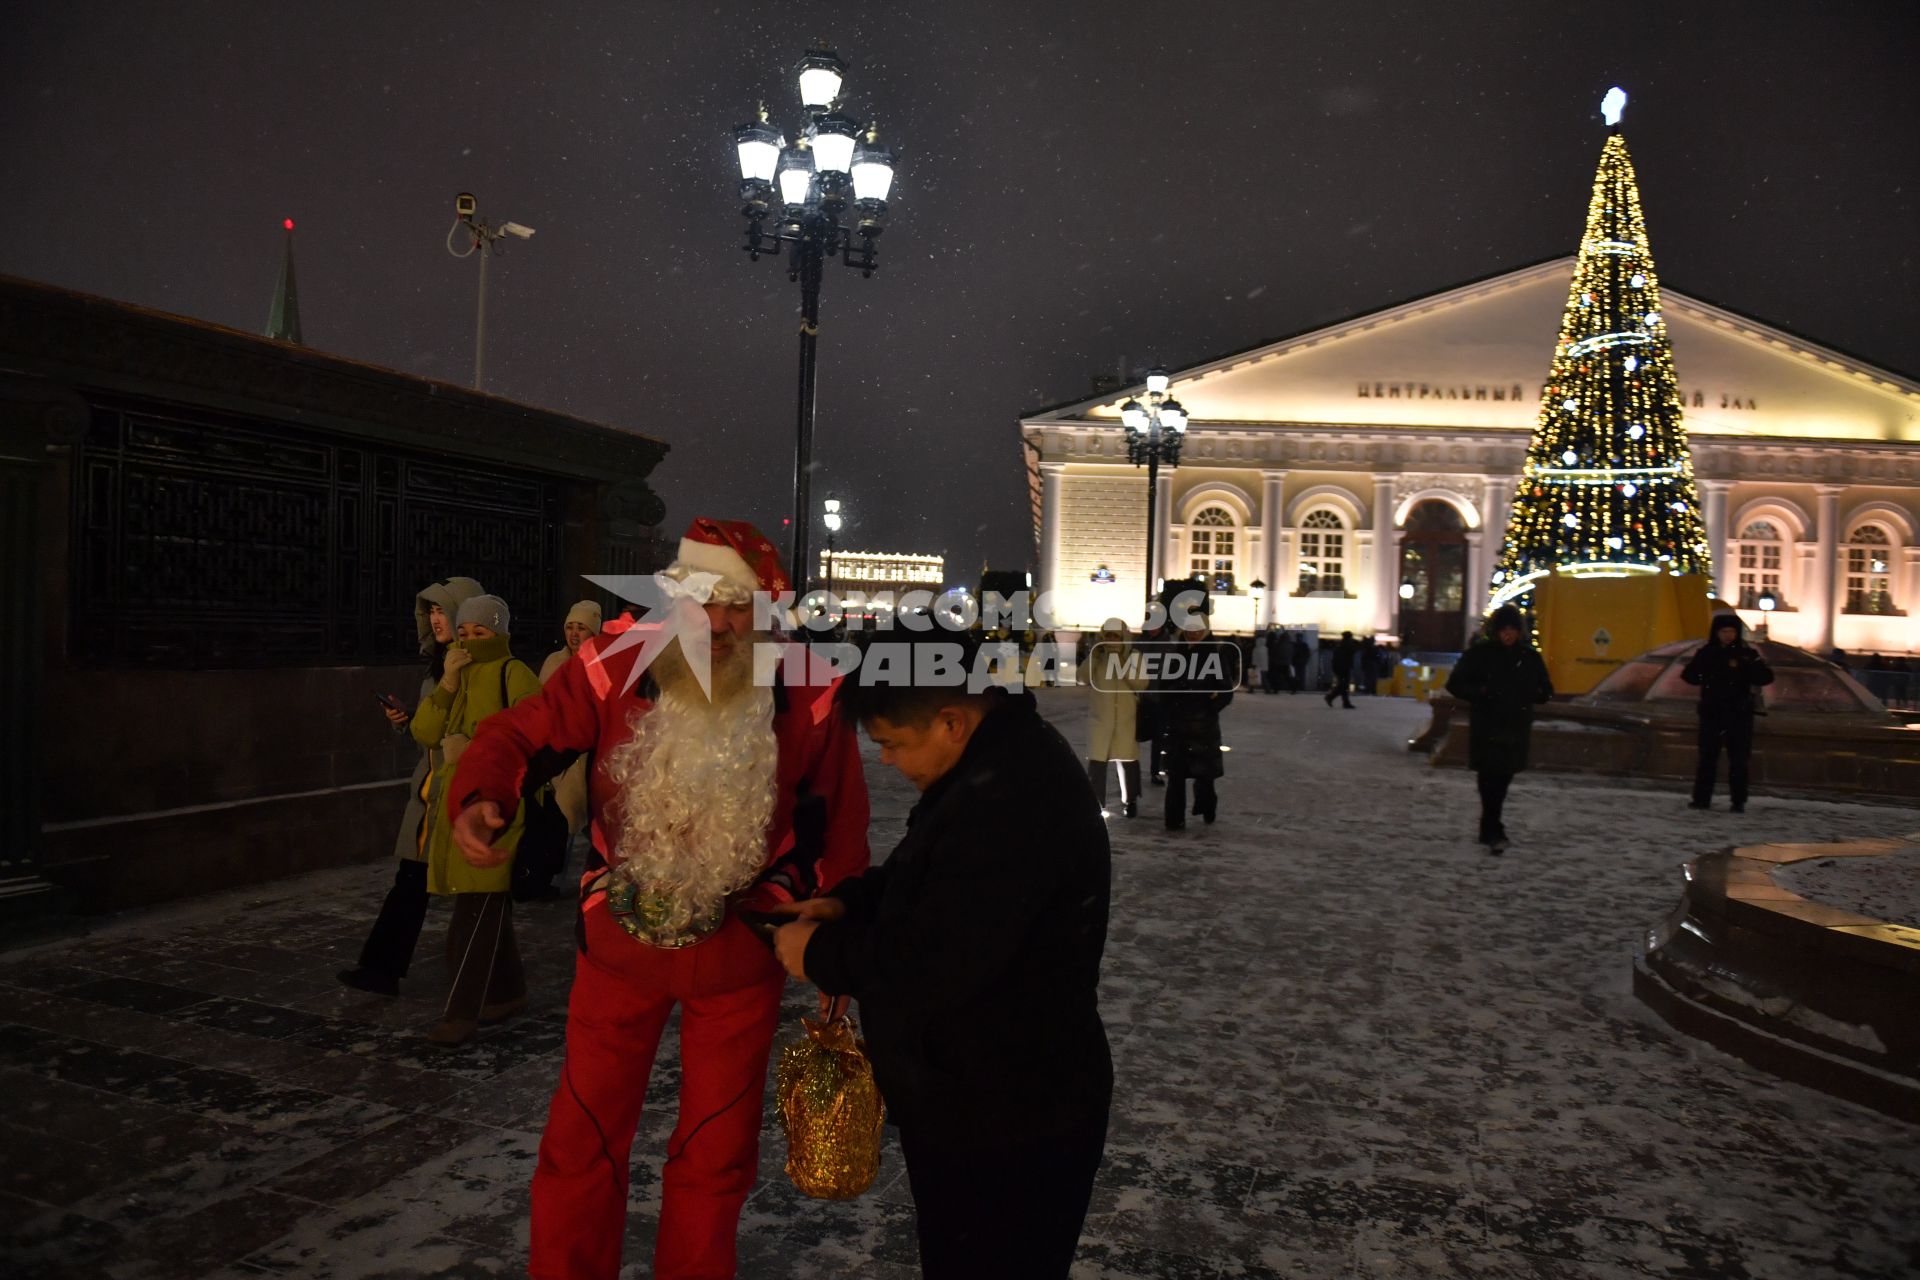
[1465,529,1488,621]
[1261,470,1286,626]
[1699,479,1730,601]
[1372,473,1397,634]
[1039,462,1065,603]
[1810,485,1842,654]
[1156,471,1175,592]
[1480,473,1509,594]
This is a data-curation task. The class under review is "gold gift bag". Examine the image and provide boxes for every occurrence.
[774,1014,885,1199]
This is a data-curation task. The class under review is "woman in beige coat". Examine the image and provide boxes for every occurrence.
[537,600,602,883]
[1082,617,1149,817]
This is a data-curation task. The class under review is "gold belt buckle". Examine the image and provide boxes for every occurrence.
[603,875,726,949]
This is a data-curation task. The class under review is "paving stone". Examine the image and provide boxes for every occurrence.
[1,693,1914,1278]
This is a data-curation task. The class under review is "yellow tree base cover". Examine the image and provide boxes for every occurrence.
[1533,569,1714,695]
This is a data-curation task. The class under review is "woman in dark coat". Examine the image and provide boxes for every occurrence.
[1680,613,1774,812]
[1155,623,1236,829]
[1445,605,1553,854]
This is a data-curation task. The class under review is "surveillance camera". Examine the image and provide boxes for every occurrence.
[502,222,535,240]
[455,192,477,217]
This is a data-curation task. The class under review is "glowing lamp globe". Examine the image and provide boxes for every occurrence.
[850,131,895,204]
[733,114,784,183]
[809,112,861,175]
[797,48,846,112]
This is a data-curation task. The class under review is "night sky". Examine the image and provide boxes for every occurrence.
[3,2,1914,580]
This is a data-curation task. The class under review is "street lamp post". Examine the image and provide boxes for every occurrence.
[732,48,897,591]
[1250,578,1266,631]
[823,497,843,610]
[1756,587,1777,641]
[1121,368,1188,615]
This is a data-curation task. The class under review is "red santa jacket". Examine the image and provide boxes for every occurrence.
[447,623,870,938]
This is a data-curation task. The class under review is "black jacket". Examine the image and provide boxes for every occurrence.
[1680,615,1775,719]
[1332,636,1359,676]
[1445,637,1554,775]
[1151,637,1236,780]
[804,690,1112,1151]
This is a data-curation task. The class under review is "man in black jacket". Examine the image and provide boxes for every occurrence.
[1445,606,1554,854]
[770,632,1112,1279]
[1325,630,1359,708]
[1681,613,1775,813]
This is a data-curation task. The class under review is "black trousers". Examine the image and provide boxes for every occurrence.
[1087,758,1141,812]
[1290,664,1306,693]
[1476,771,1513,843]
[444,891,525,1022]
[356,858,429,978]
[1260,669,1280,693]
[900,1114,1107,1280]
[1164,769,1217,828]
[1693,715,1755,806]
[1326,674,1354,707]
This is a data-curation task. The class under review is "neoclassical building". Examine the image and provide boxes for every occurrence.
[1020,258,1920,654]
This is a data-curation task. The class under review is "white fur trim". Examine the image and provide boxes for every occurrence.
[675,538,760,594]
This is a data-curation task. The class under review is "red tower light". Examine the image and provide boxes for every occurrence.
[283,218,295,231]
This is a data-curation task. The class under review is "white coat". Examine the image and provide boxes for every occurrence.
[1083,637,1149,762]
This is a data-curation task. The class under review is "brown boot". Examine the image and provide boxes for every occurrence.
[479,995,527,1025]
[426,1018,478,1048]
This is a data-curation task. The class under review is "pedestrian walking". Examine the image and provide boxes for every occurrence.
[771,628,1111,1280]
[1325,631,1359,709]
[1681,613,1775,813]
[413,592,543,1045]
[1250,627,1272,694]
[1082,617,1146,817]
[339,575,486,998]
[1290,633,1310,694]
[1158,622,1235,830]
[1262,627,1285,693]
[1444,605,1553,854]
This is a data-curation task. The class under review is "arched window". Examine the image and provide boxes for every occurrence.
[1844,525,1895,615]
[1189,506,1238,592]
[1298,509,1347,594]
[1734,520,1785,609]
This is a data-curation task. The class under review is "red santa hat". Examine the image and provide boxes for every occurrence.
[673,516,791,598]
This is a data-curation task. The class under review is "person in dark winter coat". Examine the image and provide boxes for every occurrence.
[1681,613,1775,812]
[1290,634,1310,693]
[776,638,1111,1280]
[1445,605,1554,854]
[1155,623,1236,829]
[1325,631,1360,708]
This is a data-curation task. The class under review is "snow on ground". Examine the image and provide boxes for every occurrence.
[1,687,1915,1278]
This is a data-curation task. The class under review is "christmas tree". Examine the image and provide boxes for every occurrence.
[1489,89,1712,612]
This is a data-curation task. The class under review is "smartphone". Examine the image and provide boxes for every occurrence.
[374,692,407,712]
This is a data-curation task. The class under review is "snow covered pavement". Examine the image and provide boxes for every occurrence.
[1,688,1915,1278]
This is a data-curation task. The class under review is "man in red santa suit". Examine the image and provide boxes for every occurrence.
[446,516,870,1280]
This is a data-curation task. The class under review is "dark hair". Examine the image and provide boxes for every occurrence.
[837,629,999,728]
[426,637,449,682]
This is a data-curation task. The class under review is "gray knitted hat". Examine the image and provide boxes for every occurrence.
[455,593,511,635]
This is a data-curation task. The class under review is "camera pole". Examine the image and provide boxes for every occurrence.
[445,193,535,393]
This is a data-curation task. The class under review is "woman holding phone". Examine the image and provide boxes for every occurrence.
[339,576,485,998]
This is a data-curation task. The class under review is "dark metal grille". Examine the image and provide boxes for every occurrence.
[72,396,567,668]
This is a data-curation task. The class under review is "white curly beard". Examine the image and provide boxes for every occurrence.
[603,669,779,937]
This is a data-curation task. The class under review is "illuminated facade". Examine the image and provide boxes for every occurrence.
[819,548,946,593]
[1020,257,1920,653]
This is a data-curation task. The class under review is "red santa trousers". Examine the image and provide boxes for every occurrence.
[529,903,787,1280]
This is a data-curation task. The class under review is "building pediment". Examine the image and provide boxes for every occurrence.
[1025,258,1920,444]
